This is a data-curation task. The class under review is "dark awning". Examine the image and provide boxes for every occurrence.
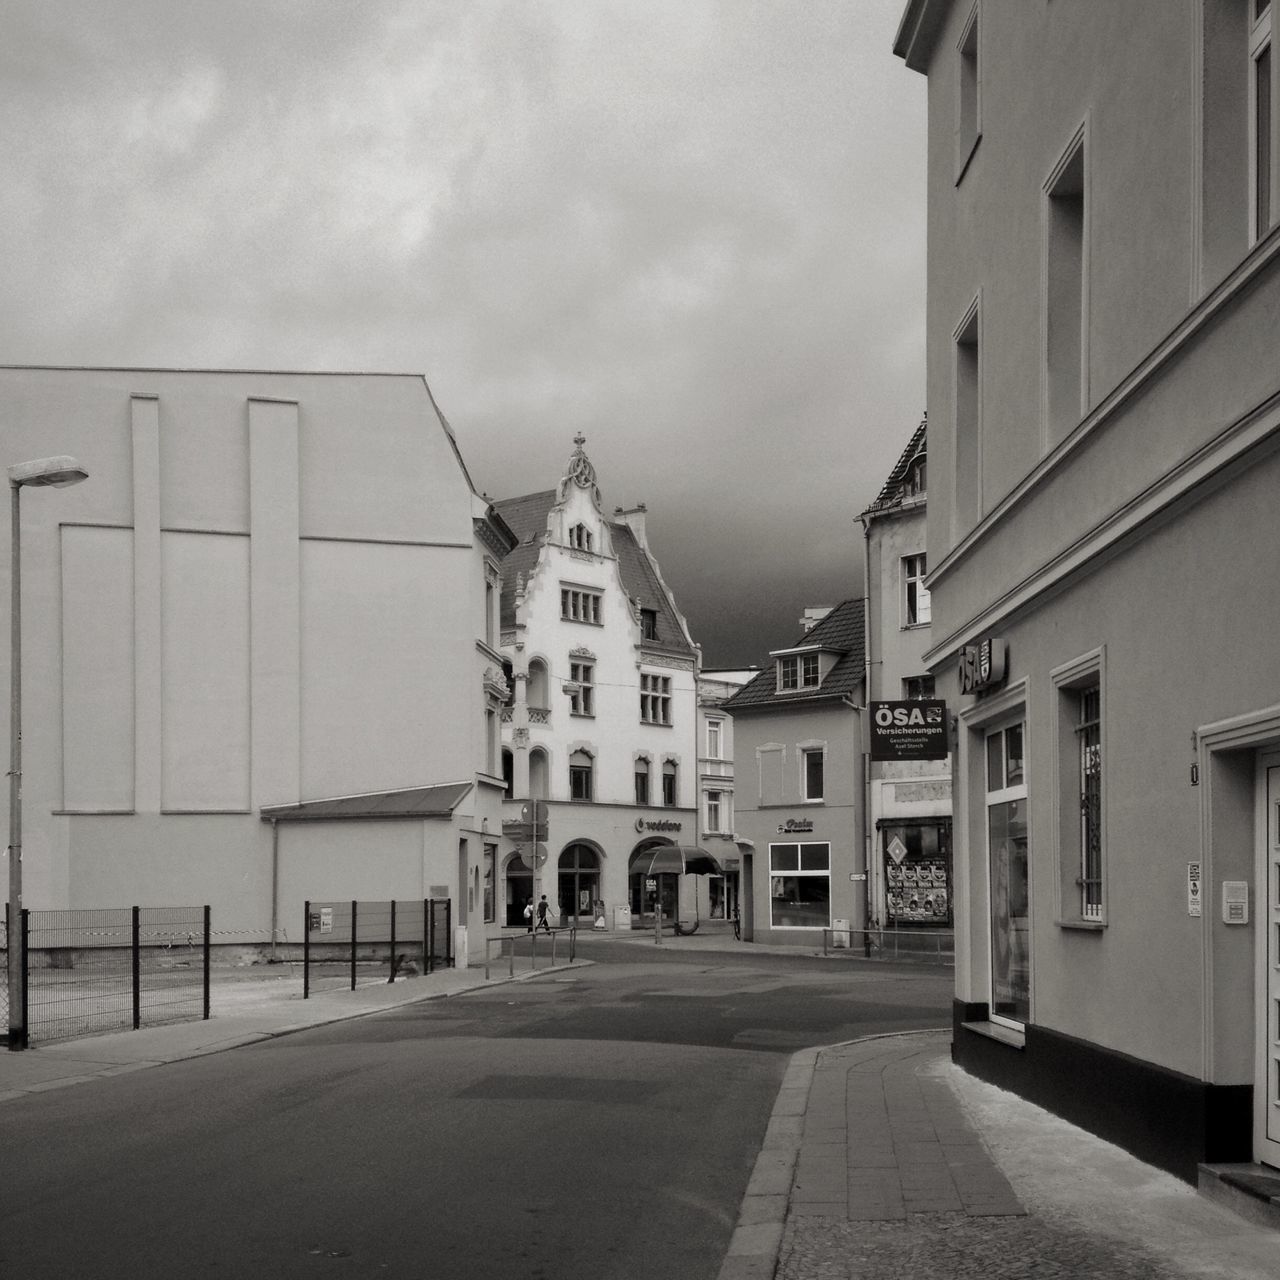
[637,846,724,876]
[260,782,473,823]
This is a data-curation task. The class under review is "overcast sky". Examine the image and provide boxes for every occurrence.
[2,0,925,667]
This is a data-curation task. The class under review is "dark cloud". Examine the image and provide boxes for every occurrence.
[1,0,924,666]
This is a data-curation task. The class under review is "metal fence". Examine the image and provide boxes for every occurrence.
[302,899,452,998]
[483,927,576,979]
[821,925,954,962]
[5,905,210,1047]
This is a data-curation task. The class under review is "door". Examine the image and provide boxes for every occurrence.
[1258,757,1280,1168]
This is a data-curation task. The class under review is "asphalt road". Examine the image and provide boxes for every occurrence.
[0,947,951,1280]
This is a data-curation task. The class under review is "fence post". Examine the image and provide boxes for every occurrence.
[508,935,514,978]
[388,900,397,984]
[425,898,433,975]
[303,901,310,1000]
[131,905,141,1030]
[203,905,211,1020]
[445,899,453,968]
[350,900,358,991]
[570,927,575,963]
[19,907,29,1049]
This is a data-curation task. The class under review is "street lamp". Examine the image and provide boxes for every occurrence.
[8,456,88,1050]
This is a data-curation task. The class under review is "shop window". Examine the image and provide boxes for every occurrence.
[903,554,931,626]
[883,823,952,927]
[558,843,600,924]
[986,720,1030,1026]
[769,842,831,929]
[569,749,594,802]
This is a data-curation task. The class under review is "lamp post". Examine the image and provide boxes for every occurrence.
[8,456,88,1050]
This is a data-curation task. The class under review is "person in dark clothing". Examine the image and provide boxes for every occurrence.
[535,895,552,933]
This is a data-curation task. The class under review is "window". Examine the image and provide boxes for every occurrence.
[706,719,723,759]
[662,759,677,807]
[954,298,980,534]
[1253,0,1274,241]
[1045,127,1087,446]
[706,789,722,833]
[640,608,659,641]
[634,757,650,806]
[568,523,593,552]
[640,672,672,725]
[904,451,926,498]
[801,747,825,802]
[956,4,980,180]
[1053,652,1105,926]
[769,843,830,929]
[483,844,497,923]
[561,586,602,624]
[485,708,498,774]
[569,749,594,801]
[484,568,497,647]
[986,721,1029,1025]
[904,674,936,700]
[779,653,820,691]
[903,554,931,626]
[569,660,594,716]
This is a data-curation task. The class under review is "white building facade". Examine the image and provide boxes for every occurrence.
[1,366,511,957]
[495,437,703,930]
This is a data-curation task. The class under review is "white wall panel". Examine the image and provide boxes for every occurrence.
[161,532,251,810]
[61,526,134,810]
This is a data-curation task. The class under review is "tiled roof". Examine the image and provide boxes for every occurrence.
[723,598,866,712]
[862,417,927,516]
[491,489,695,657]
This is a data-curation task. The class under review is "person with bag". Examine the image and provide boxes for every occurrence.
[523,897,534,933]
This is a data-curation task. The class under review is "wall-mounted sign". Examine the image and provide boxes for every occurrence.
[636,818,682,833]
[777,818,814,834]
[869,700,948,761]
[1187,862,1201,918]
[958,638,1007,695]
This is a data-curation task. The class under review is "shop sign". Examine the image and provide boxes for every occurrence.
[958,638,1007,695]
[1187,862,1201,918]
[869,700,948,761]
[636,818,682,833]
[777,818,814,834]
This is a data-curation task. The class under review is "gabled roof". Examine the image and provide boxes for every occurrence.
[490,489,695,658]
[861,417,927,518]
[724,598,866,713]
[261,782,473,822]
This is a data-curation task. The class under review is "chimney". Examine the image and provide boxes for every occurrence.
[613,503,648,550]
[800,607,832,632]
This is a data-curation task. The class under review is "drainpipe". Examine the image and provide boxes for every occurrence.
[270,818,280,962]
[859,512,875,952]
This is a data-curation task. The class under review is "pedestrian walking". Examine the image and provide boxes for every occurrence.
[524,897,534,933]
[535,894,552,933]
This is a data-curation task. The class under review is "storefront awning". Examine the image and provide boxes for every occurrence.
[637,846,724,876]
[260,782,473,823]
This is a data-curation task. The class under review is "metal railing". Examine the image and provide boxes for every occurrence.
[821,925,954,962]
[6,905,210,1047]
[302,899,452,998]
[483,928,576,980]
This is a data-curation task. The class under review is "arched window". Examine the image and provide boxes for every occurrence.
[502,748,514,798]
[662,759,678,807]
[569,522,593,552]
[529,747,550,800]
[570,749,594,801]
[527,658,550,710]
[558,843,601,924]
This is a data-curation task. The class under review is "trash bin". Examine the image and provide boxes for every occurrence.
[832,918,850,948]
[613,905,632,931]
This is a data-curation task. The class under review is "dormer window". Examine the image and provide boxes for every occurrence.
[779,653,820,691]
[904,452,926,498]
[569,523,593,552]
[640,608,659,641]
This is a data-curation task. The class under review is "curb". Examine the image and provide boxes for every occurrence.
[715,1028,951,1280]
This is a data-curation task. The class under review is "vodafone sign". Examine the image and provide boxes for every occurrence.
[869,700,949,761]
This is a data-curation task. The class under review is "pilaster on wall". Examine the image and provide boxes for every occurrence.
[131,395,162,813]
[249,398,301,809]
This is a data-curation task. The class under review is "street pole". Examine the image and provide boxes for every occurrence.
[7,481,22,1048]
[6,456,89,1051]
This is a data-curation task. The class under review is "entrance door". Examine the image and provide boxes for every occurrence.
[1258,757,1280,1168]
